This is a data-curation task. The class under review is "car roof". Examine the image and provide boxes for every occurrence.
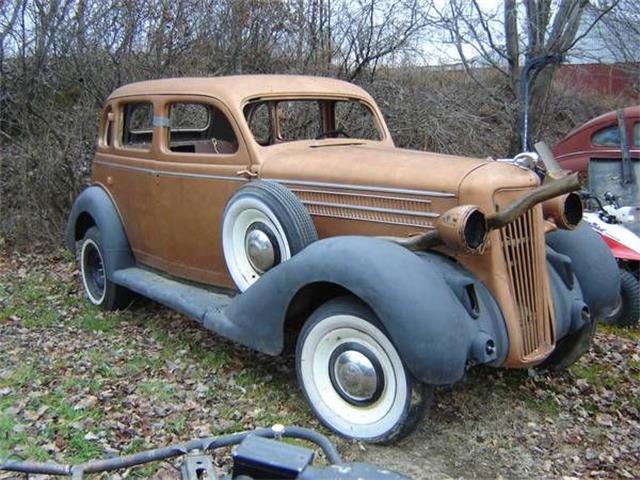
[106,75,375,105]
[559,105,640,141]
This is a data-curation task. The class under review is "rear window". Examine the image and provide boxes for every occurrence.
[121,102,153,149]
[634,123,639,147]
[591,126,620,147]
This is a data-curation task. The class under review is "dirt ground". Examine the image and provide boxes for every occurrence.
[1,251,639,479]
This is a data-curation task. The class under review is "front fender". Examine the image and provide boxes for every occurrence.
[226,236,507,385]
[64,186,134,276]
[546,223,620,320]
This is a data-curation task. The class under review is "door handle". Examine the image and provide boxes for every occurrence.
[236,168,258,179]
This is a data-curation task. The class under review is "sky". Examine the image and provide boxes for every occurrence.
[417,0,625,66]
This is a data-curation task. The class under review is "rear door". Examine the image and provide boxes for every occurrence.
[93,97,167,270]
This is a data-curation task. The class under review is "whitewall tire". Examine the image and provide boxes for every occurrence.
[296,297,431,443]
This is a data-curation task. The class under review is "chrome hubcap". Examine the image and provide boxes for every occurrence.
[329,344,384,405]
[244,223,279,273]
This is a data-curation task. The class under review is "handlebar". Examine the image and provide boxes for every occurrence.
[0,425,344,479]
[580,190,620,224]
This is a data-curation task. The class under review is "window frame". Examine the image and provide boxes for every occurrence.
[156,95,246,165]
[242,94,388,147]
[97,104,115,151]
[114,98,156,154]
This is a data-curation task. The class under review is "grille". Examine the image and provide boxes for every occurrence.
[292,188,438,228]
[500,206,555,358]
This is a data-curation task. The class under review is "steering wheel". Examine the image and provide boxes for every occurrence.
[315,129,351,139]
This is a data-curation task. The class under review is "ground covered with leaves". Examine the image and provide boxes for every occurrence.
[1,251,639,479]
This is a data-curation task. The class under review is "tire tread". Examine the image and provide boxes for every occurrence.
[618,269,640,326]
[251,180,318,251]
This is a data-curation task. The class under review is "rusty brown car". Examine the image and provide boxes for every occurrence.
[66,75,620,443]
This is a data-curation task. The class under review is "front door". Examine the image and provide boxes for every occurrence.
[154,96,251,288]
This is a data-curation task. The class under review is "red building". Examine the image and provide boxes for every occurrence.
[555,63,639,97]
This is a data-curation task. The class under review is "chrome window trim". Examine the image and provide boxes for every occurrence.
[268,178,456,198]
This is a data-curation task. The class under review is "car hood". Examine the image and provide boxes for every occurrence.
[257,141,491,197]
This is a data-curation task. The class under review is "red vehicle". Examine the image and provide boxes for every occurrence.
[553,106,639,236]
[552,105,640,174]
[554,108,640,326]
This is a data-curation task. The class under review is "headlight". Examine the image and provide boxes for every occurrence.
[437,205,488,254]
[542,192,583,230]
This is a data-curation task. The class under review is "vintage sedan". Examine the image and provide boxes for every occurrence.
[66,76,619,443]
[552,105,640,174]
[552,105,639,227]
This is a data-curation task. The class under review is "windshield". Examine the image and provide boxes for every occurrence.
[243,98,382,146]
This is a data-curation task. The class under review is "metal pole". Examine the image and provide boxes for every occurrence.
[520,54,563,151]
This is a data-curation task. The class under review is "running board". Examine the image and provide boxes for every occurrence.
[112,267,243,342]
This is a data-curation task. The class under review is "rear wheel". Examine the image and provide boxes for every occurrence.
[78,226,132,310]
[603,269,639,326]
[295,297,431,443]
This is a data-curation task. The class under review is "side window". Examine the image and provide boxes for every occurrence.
[122,102,153,149]
[245,102,271,145]
[634,122,639,147]
[334,101,381,140]
[591,126,620,147]
[168,102,238,154]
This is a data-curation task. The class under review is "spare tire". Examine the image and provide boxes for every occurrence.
[222,180,317,291]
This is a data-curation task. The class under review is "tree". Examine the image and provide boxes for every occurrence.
[429,0,620,154]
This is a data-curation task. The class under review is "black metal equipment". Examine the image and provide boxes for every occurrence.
[616,109,636,186]
[0,425,409,480]
[232,434,315,478]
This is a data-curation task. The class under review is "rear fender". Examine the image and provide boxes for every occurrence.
[226,236,507,385]
[64,186,134,276]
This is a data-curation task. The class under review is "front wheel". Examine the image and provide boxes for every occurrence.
[295,297,431,443]
[603,269,639,326]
